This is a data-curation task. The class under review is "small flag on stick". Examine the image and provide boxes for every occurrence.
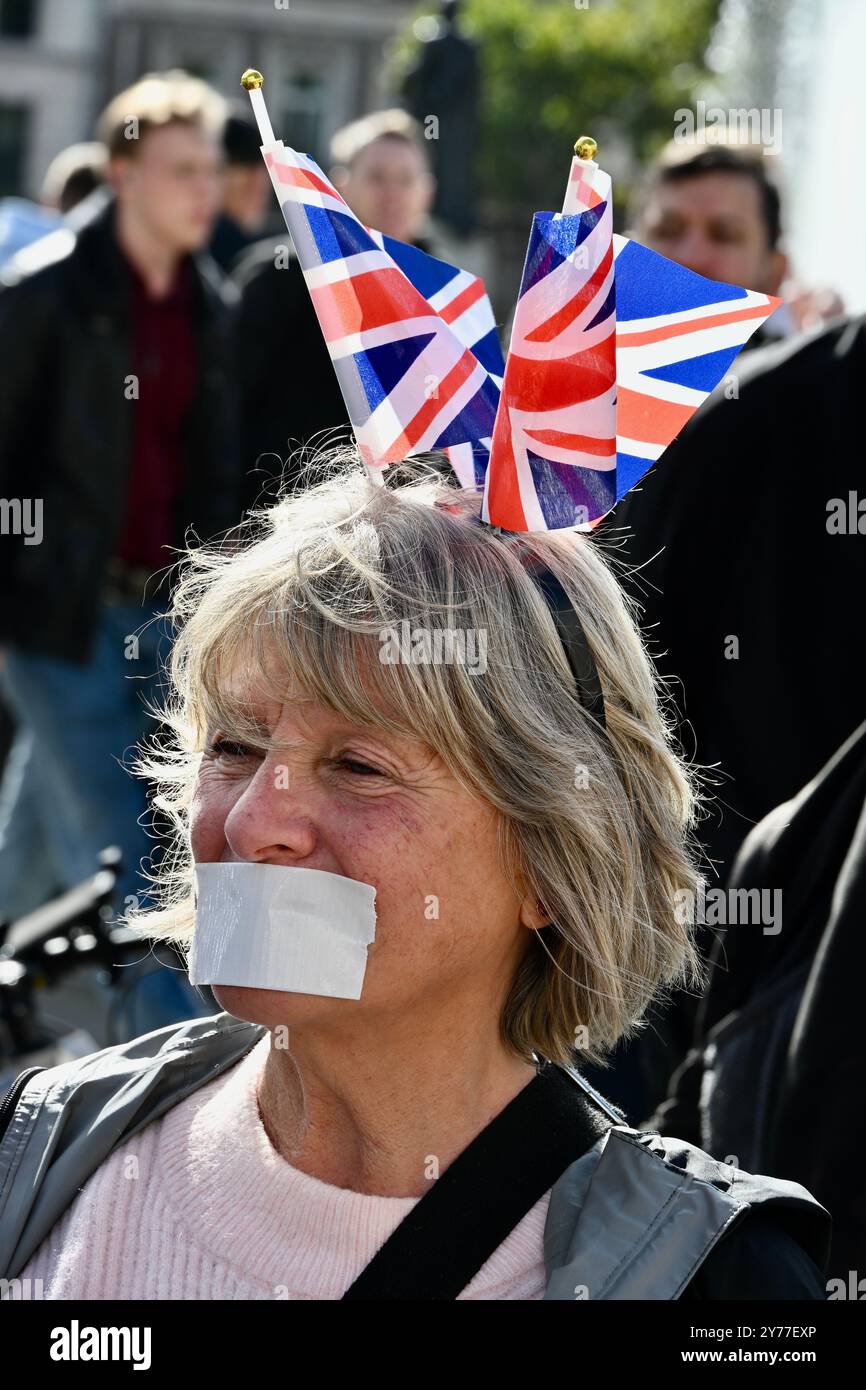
[482,135,782,530]
[241,70,503,476]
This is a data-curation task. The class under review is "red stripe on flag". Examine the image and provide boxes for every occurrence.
[389,349,479,458]
[616,385,694,447]
[269,159,345,204]
[616,300,779,348]
[524,428,615,458]
[485,422,529,531]
[525,244,613,345]
[502,331,616,410]
[310,267,428,340]
[438,277,486,325]
[570,168,604,210]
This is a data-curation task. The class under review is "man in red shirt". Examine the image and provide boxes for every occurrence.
[0,72,242,1033]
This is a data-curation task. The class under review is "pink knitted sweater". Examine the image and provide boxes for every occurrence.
[17,1035,550,1300]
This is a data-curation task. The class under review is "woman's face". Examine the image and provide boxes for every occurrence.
[190,671,542,1034]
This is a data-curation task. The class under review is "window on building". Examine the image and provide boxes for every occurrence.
[0,103,28,195]
[280,71,326,164]
[0,0,37,39]
[177,59,215,83]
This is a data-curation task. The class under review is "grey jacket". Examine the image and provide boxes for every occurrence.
[0,1011,830,1299]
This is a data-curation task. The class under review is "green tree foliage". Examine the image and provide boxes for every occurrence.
[392,0,721,215]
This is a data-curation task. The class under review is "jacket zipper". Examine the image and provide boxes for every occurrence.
[0,1068,45,1143]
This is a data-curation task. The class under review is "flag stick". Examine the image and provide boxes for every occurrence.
[239,69,387,486]
[241,69,275,146]
[562,134,599,215]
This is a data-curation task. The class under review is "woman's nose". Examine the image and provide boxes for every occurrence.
[223,756,319,864]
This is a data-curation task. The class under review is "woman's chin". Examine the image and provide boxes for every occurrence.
[210,983,356,1028]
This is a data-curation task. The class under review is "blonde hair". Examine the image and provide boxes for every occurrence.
[97,69,227,160]
[329,108,427,171]
[131,453,704,1067]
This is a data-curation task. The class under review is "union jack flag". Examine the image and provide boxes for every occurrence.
[612,235,781,502]
[253,112,779,532]
[482,160,781,531]
[260,143,503,471]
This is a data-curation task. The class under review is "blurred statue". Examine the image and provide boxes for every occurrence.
[402,0,480,236]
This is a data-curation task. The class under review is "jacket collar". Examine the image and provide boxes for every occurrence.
[66,195,226,325]
[543,1126,744,1299]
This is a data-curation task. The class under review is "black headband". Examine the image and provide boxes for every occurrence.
[526,560,607,731]
[468,516,607,730]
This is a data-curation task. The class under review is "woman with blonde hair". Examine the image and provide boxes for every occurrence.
[0,93,830,1300]
[0,457,829,1299]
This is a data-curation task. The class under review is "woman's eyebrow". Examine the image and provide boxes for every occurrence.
[321,716,423,760]
[212,692,423,760]
[205,705,274,742]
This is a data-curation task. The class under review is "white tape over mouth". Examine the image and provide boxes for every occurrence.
[189,862,377,1000]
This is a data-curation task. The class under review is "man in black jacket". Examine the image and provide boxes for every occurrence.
[586,314,866,1124]
[0,73,241,1029]
[607,313,866,883]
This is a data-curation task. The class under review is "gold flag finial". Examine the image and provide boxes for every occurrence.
[574,135,598,161]
[241,69,264,91]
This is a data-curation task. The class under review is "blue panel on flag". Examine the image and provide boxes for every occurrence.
[381,235,461,301]
[526,451,616,527]
[472,326,506,378]
[521,207,606,298]
[355,332,435,412]
[544,205,605,256]
[471,441,491,490]
[521,216,575,295]
[304,205,377,264]
[586,281,616,332]
[615,449,656,501]
[431,379,498,449]
[615,238,747,321]
[352,353,387,414]
[640,343,741,393]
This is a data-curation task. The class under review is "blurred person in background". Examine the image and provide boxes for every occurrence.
[209,105,272,274]
[41,141,109,217]
[0,142,109,836]
[232,109,435,506]
[589,313,866,1122]
[0,70,242,1032]
[577,146,857,1121]
[632,141,843,344]
[329,107,436,245]
[0,141,107,273]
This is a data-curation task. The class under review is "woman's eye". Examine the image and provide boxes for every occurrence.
[336,757,384,778]
[208,737,255,759]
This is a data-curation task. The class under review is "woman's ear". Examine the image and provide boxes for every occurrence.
[519,894,552,931]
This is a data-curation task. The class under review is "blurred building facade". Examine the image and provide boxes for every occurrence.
[1,0,413,198]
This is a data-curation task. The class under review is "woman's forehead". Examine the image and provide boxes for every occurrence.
[212,666,425,756]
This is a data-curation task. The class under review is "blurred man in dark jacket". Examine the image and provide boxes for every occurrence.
[0,72,240,1030]
[209,106,272,274]
[586,314,866,1122]
[232,109,435,509]
[609,313,865,881]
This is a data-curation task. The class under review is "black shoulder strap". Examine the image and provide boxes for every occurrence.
[342,1062,621,1300]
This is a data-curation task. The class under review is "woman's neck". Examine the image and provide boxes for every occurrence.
[255,1024,537,1198]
